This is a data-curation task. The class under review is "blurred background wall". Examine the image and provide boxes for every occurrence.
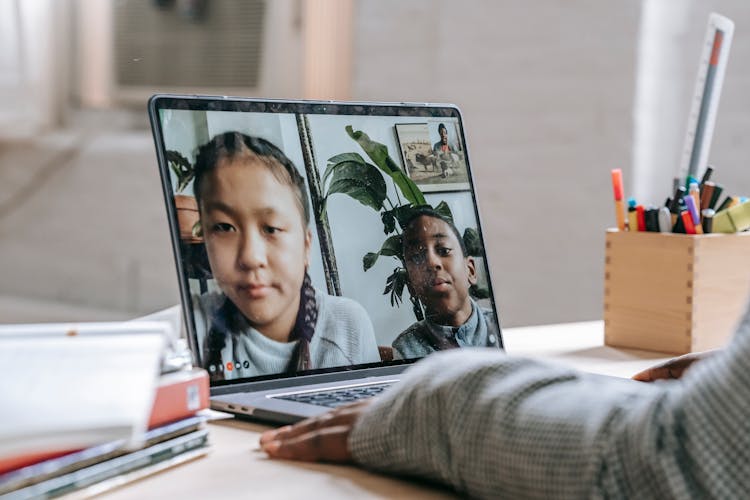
[1,0,749,326]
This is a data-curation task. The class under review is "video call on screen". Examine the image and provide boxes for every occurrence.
[156,100,501,383]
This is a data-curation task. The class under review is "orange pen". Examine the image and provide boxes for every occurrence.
[611,169,626,231]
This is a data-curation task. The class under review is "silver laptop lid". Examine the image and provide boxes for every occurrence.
[148,95,502,389]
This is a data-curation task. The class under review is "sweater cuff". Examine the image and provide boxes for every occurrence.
[348,392,397,469]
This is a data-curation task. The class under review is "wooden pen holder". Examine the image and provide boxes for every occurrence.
[604,229,750,354]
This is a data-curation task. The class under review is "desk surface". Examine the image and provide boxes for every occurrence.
[100,321,673,499]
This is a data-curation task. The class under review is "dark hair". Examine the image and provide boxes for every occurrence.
[437,123,447,135]
[193,132,310,225]
[402,207,467,257]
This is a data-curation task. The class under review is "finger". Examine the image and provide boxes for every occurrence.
[260,425,292,446]
[632,358,695,382]
[632,367,669,382]
[263,425,353,463]
[260,402,366,445]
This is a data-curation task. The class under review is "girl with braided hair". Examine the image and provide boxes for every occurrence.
[191,132,380,381]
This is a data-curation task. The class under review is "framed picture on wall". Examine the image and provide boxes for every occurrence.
[395,122,470,193]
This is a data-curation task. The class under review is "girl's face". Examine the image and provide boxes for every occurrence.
[199,156,311,342]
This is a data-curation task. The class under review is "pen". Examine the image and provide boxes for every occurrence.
[708,183,724,210]
[684,195,703,234]
[669,186,686,225]
[611,169,626,231]
[701,208,715,233]
[644,208,659,232]
[700,165,714,185]
[716,196,733,211]
[700,181,715,211]
[636,205,646,232]
[689,182,701,214]
[627,198,637,231]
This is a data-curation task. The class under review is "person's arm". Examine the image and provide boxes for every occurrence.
[348,350,652,498]
[264,301,750,498]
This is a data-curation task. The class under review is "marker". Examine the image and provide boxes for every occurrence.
[715,196,732,211]
[669,186,687,225]
[686,175,700,191]
[701,208,715,233]
[689,182,701,214]
[700,181,715,211]
[681,210,697,234]
[636,205,646,232]
[708,183,724,210]
[627,198,637,231]
[700,165,714,185]
[728,196,741,208]
[673,214,686,233]
[611,169,626,231]
[644,208,659,232]
[684,195,703,234]
[658,207,672,233]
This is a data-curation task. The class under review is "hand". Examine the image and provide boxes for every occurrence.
[632,350,718,382]
[259,400,372,463]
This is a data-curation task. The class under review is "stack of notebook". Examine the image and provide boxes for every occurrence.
[0,320,210,499]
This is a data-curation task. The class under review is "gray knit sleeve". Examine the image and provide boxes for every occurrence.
[349,302,750,498]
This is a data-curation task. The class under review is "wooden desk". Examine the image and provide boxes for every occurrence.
[101,321,674,499]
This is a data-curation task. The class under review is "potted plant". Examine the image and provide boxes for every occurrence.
[321,126,487,320]
[168,150,202,243]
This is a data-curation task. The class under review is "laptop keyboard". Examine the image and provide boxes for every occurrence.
[276,383,392,408]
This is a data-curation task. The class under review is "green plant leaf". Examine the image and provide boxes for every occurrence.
[379,235,402,257]
[345,126,426,206]
[325,161,387,212]
[327,179,382,212]
[363,252,379,271]
[362,235,403,271]
[392,204,417,230]
[381,210,396,234]
[324,152,366,185]
[433,201,454,222]
[166,150,193,193]
[463,227,482,257]
[383,268,408,307]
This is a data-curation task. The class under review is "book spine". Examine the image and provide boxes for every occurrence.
[16,430,209,499]
[148,368,210,429]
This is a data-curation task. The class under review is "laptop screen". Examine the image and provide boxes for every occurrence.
[149,96,502,385]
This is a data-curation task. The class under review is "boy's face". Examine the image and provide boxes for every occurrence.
[199,157,311,342]
[403,215,477,327]
[439,127,448,145]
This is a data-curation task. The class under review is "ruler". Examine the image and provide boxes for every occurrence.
[677,13,734,186]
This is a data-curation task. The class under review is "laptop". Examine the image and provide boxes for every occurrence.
[148,95,503,424]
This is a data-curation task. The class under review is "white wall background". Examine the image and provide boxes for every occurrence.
[3,0,750,327]
[350,0,641,326]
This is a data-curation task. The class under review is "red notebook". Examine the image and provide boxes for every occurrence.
[0,368,209,475]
